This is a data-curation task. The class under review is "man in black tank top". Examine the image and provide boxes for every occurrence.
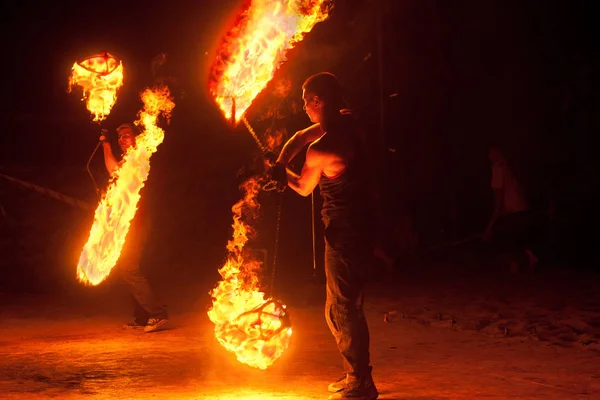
[99,123,168,333]
[272,73,378,400]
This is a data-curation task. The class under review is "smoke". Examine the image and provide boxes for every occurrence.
[151,53,167,79]
[150,53,184,99]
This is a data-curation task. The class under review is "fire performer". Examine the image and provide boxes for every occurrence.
[99,123,168,333]
[271,72,378,400]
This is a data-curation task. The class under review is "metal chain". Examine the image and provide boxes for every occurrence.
[86,126,103,201]
[261,180,278,192]
[270,192,284,298]
[239,115,284,298]
[76,52,118,76]
[241,115,270,155]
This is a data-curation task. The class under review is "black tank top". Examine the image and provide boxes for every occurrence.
[318,115,370,227]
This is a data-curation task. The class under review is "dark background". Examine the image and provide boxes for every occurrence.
[1,0,599,302]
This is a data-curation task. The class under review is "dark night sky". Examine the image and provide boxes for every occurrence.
[4,0,237,112]
[2,1,598,148]
[1,0,600,286]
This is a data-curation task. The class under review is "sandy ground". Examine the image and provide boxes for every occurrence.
[1,166,600,399]
[1,267,599,400]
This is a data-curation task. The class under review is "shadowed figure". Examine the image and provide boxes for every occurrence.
[99,123,168,333]
[271,72,378,400]
[483,146,539,274]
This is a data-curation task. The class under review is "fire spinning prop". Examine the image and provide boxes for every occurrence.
[76,86,175,286]
[68,52,125,199]
[208,178,292,370]
[68,52,124,123]
[207,0,331,369]
[209,0,331,124]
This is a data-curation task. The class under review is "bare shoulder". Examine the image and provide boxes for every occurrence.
[308,135,337,158]
[297,123,323,140]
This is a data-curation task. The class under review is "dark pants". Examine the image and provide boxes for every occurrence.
[493,211,538,252]
[324,219,373,379]
[118,217,166,322]
[492,210,543,270]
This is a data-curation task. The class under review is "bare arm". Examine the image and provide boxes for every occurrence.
[276,124,322,166]
[286,145,324,197]
[101,141,119,177]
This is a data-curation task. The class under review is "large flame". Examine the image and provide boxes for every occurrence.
[209,0,331,123]
[68,52,124,122]
[208,178,292,369]
[77,86,175,285]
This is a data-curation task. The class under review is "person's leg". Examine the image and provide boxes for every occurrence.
[324,224,377,399]
[119,220,167,329]
[120,263,167,319]
[492,213,525,274]
[506,210,539,273]
[122,297,150,329]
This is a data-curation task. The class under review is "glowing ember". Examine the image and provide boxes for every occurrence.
[208,178,292,369]
[77,86,175,285]
[68,52,124,122]
[209,0,331,123]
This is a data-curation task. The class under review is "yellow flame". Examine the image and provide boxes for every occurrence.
[77,86,175,285]
[208,178,292,369]
[68,53,124,122]
[209,0,331,123]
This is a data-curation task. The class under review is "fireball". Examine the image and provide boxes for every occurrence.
[68,52,124,122]
[208,178,292,369]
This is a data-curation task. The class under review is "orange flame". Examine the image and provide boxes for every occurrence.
[209,0,331,123]
[68,52,124,122]
[265,127,285,149]
[208,178,292,369]
[77,86,175,285]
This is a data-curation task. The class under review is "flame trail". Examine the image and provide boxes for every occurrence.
[209,0,331,123]
[77,86,175,285]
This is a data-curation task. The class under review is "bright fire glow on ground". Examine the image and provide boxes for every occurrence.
[198,392,314,400]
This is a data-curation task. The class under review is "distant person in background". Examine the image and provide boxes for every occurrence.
[483,146,539,273]
[99,123,169,332]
